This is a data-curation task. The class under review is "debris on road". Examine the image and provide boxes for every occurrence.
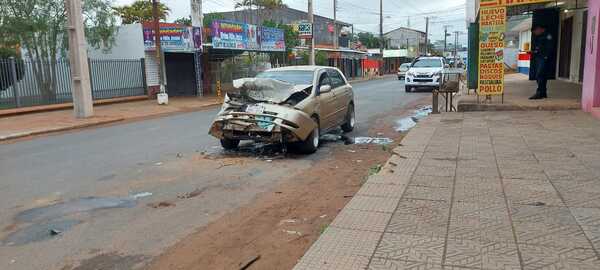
[131,192,153,199]
[176,153,184,158]
[148,201,176,209]
[49,229,62,235]
[353,137,394,145]
[239,255,261,270]
[319,215,327,219]
[278,219,297,226]
[395,117,417,132]
[282,230,302,236]
[178,187,209,199]
[154,162,163,166]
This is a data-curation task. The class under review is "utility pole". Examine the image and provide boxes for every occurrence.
[379,0,384,75]
[152,0,166,94]
[65,0,93,118]
[454,31,459,59]
[333,0,338,67]
[443,25,452,56]
[308,0,315,65]
[425,17,429,55]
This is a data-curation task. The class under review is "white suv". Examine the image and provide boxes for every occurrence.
[405,57,447,92]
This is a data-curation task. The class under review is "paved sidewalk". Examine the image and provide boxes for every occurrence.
[294,110,600,270]
[0,96,222,141]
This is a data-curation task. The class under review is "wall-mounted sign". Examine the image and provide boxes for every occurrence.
[142,23,202,52]
[261,27,286,52]
[298,22,313,38]
[480,0,551,8]
[478,6,506,96]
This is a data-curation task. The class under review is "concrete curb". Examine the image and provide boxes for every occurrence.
[457,101,581,112]
[0,118,125,141]
[0,96,149,118]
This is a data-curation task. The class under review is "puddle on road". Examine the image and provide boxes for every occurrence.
[395,105,433,132]
[4,197,140,246]
[2,219,81,246]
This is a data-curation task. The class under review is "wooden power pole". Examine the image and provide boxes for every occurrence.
[152,0,166,94]
[379,0,384,75]
[65,0,93,118]
[308,0,315,65]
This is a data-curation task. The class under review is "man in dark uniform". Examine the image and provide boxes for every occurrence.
[530,25,553,100]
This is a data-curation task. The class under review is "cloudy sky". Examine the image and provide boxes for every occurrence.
[114,0,467,44]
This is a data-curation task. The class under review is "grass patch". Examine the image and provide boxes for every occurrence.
[368,164,383,176]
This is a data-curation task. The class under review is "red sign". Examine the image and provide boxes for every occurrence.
[328,23,334,33]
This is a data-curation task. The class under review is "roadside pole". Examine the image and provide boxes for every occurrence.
[152,0,166,96]
[333,0,338,67]
[65,0,94,118]
[379,0,383,75]
[425,17,430,55]
[308,0,315,65]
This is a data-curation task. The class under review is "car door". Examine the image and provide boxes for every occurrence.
[316,71,337,130]
[327,69,352,125]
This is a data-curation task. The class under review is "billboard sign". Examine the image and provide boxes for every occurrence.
[143,23,202,52]
[212,20,248,50]
[260,27,285,52]
[480,0,551,8]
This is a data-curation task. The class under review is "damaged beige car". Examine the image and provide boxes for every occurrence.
[209,66,355,154]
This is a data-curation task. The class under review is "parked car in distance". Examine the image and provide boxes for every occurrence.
[397,63,411,80]
[404,56,448,92]
[209,66,355,154]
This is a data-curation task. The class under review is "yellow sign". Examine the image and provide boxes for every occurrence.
[480,0,551,8]
[478,6,506,96]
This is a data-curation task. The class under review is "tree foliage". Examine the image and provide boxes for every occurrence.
[1,0,118,100]
[174,16,192,26]
[357,32,388,49]
[113,0,170,24]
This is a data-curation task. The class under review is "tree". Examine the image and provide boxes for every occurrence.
[174,16,192,26]
[262,20,299,65]
[1,0,118,102]
[113,0,170,24]
[235,0,286,23]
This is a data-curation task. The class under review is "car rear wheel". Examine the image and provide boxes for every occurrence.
[297,117,320,154]
[341,104,355,133]
[220,138,240,150]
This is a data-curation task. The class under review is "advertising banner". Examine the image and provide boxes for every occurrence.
[478,6,506,96]
[480,0,551,8]
[212,20,248,50]
[298,22,313,38]
[143,23,201,52]
[260,27,286,52]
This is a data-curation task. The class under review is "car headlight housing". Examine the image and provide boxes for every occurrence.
[433,71,442,77]
[407,71,415,77]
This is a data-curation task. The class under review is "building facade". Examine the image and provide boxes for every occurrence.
[384,27,427,56]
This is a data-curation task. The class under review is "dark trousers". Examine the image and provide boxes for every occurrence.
[535,57,548,97]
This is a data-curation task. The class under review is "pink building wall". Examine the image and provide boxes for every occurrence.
[582,1,600,118]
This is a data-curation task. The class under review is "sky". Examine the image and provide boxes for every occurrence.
[113,0,468,44]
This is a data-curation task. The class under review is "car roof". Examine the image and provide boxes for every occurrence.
[415,57,443,60]
[266,65,331,72]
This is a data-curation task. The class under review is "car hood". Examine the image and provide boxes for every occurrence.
[231,78,312,104]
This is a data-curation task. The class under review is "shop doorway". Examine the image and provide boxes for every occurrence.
[559,16,574,78]
[165,52,197,96]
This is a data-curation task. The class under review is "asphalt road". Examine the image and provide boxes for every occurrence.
[0,76,428,270]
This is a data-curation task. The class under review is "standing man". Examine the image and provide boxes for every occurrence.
[530,25,553,100]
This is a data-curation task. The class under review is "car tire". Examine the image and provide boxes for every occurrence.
[405,86,411,92]
[298,117,320,154]
[220,138,240,150]
[341,104,355,133]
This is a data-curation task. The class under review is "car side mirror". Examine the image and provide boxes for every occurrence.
[319,85,332,94]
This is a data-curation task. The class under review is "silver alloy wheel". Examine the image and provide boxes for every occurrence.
[349,108,355,128]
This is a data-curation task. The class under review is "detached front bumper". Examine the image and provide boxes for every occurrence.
[208,103,317,143]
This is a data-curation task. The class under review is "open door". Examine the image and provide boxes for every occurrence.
[529,8,560,81]
[558,16,573,79]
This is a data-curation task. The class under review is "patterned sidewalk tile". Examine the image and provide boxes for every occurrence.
[519,244,600,270]
[410,175,455,188]
[444,239,520,270]
[512,222,593,249]
[448,218,515,244]
[345,195,400,213]
[509,205,579,226]
[414,165,456,178]
[368,258,443,270]
[404,185,452,201]
[357,183,407,198]
[387,210,449,237]
[502,179,565,207]
[330,209,392,233]
[293,253,370,270]
[552,181,600,208]
[373,233,445,264]
[302,227,381,257]
[367,173,411,186]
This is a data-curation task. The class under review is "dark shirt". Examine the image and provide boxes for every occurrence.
[532,33,553,60]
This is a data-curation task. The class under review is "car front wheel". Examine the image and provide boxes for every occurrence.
[405,86,412,92]
[298,118,320,154]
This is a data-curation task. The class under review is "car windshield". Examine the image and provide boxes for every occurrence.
[256,70,314,85]
[412,59,442,68]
